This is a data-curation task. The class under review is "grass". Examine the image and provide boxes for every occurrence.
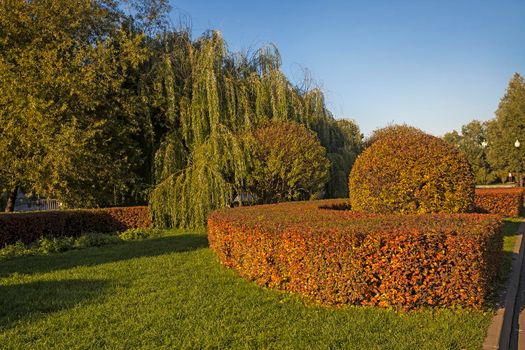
[499,217,524,285]
[0,219,522,350]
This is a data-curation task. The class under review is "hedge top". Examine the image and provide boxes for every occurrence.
[349,125,475,214]
[209,199,498,237]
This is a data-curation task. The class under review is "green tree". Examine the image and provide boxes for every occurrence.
[443,120,494,184]
[147,31,360,228]
[324,119,363,197]
[486,73,525,186]
[0,0,150,211]
[244,122,330,203]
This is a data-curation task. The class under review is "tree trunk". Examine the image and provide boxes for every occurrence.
[4,184,19,212]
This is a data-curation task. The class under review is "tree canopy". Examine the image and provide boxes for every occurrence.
[442,73,525,185]
[147,31,362,228]
[0,0,150,210]
[0,1,362,226]
[443,120,493,184]
[485,73,525,185]
[244,122,330,203]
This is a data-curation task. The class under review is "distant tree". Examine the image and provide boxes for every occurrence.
[0,0,150,211]
[486,73,525,186]
[324,119,363,197]
[442,130,462,146]
[244,122,330,203]
[443,120,494,184]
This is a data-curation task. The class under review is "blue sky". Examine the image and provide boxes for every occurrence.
[168,0,525,137]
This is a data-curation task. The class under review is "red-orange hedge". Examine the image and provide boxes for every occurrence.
[475,188,524,217]
[208,200,503,309]
[0,206,151,247]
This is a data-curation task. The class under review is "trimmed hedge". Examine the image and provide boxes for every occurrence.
[475,188,524,217]
[0,206,151,247]
[349,126,475,214]
[209,200,503,309]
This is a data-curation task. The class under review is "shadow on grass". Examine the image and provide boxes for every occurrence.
[0,234,208,278]
[0,279,108,330]
[490,217,525,309]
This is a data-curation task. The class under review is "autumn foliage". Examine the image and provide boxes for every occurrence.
[475,187,524,217]
[349,126,475,214]
[0,206,151,247]
[208,200,503,309]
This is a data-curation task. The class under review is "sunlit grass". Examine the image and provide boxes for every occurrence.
[0,229,497,350]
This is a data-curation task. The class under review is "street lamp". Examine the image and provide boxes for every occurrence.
[515,139,522,187]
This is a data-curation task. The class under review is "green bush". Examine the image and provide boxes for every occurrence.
[245,122,331,203]
[0,241,28,259]
[349,125,475,214]
[0,233,124,260]
[37,237,75,254]
[74,233,121,248]
[118,228,162,241]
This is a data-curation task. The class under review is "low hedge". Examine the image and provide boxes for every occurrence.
[475,188,524,217]
[208,200,503,309]
[0,206,151,247]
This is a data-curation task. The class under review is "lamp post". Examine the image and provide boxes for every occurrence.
[515,139,522,187]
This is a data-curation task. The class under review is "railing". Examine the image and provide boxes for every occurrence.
[14,198,62,212]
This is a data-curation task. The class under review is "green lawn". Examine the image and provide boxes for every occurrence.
[0,225,519,350]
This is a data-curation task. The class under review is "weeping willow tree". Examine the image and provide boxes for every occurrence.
[145,30,362,228]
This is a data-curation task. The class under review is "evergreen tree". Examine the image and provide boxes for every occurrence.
[486,73,525,186]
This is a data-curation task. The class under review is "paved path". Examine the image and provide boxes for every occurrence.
[508,222,525,350]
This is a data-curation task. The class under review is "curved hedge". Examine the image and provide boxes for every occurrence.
[349,126,475,214]
[208,200,503,309]
[475,187,524,217]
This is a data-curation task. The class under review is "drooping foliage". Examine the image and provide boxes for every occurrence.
[349,126,475,214]
[146,31,362,228]
[243,122,330,204]
[0,1,362,225]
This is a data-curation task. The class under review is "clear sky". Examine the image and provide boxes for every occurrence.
[168,0,525,137]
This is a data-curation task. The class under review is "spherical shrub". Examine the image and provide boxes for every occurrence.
[245,122,330,203]
[349,125,475,214]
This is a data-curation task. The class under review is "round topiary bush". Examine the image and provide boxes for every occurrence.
[349,125,475,214]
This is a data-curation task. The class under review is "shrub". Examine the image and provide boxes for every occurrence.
[74,232,121,248]
[349,125,475,214]
[0,241,28,260]
[0,232,123,261]
[119,227,162,241]
[475,188,524,217]
[0,206,151,247]
[208,200,503,309]
[244,122,331,203]
[37,236,75,254]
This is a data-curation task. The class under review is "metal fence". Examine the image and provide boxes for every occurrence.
[14,198,62,212]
